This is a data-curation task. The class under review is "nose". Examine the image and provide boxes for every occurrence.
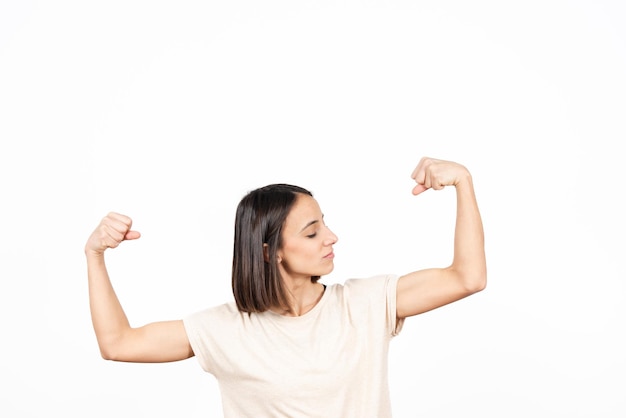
[324,225,338,245]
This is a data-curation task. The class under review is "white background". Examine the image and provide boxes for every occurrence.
[1,1,625,417]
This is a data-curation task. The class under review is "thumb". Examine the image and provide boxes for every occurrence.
[124,230,141,241]
[412,184,428,196]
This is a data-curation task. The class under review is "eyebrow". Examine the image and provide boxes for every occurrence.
[299,214,325,233]
[299,219,319,233]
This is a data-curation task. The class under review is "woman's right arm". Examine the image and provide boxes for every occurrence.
[85,212,194,363]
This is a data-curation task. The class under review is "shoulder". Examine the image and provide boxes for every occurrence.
[342,274,400,294]
[327,274,404,336]
[325,274,399,305]
[184,301,241,328]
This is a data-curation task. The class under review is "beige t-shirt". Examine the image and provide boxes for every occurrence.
[183,274,404,418]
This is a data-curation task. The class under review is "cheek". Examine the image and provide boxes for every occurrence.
[281,242,314,264]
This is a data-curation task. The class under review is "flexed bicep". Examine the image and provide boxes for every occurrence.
[396,268,480,318]
[101,320,194,363]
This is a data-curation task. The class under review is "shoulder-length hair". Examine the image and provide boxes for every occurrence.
[232,183,319,313]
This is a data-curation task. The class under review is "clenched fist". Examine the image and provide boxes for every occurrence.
[85,212,141,256]
[411,157,470,196]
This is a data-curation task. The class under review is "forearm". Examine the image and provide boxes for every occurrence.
[86,251,132,357]
[451,174,487,290]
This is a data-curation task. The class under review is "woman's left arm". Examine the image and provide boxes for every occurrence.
[396,157,487,319]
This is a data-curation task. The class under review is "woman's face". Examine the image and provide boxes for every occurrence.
[277,194,338,281]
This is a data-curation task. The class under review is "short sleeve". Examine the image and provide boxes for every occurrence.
[183,307,214,373]
[343,274,405,338]
[183,302,242,375]
[384,274,405,336]
[385,275,404,337]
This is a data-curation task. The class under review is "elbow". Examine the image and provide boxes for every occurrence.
[465,270,487,294]
[457,266,487,295]
[97,337,125,361]
[468,276,487,294]
[98,344,118,361]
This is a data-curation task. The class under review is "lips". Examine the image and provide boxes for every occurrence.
[323,251,335,259]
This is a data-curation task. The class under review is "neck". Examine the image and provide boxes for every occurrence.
[272,279,325,317]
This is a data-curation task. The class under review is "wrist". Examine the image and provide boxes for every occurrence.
[85,247,106,260]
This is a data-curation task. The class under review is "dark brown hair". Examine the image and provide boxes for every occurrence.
[232,183,318,313]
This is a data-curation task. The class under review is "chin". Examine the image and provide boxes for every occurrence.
[319,265,335,276]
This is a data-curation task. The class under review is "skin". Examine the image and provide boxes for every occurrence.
[396,157,486,317]
[84,156,486,363]
[273,194,338,316]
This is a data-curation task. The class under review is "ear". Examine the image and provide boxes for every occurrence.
[264,243,282,263]
[263,243,270,263]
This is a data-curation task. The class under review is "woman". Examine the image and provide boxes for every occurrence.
[85,156,486,417]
